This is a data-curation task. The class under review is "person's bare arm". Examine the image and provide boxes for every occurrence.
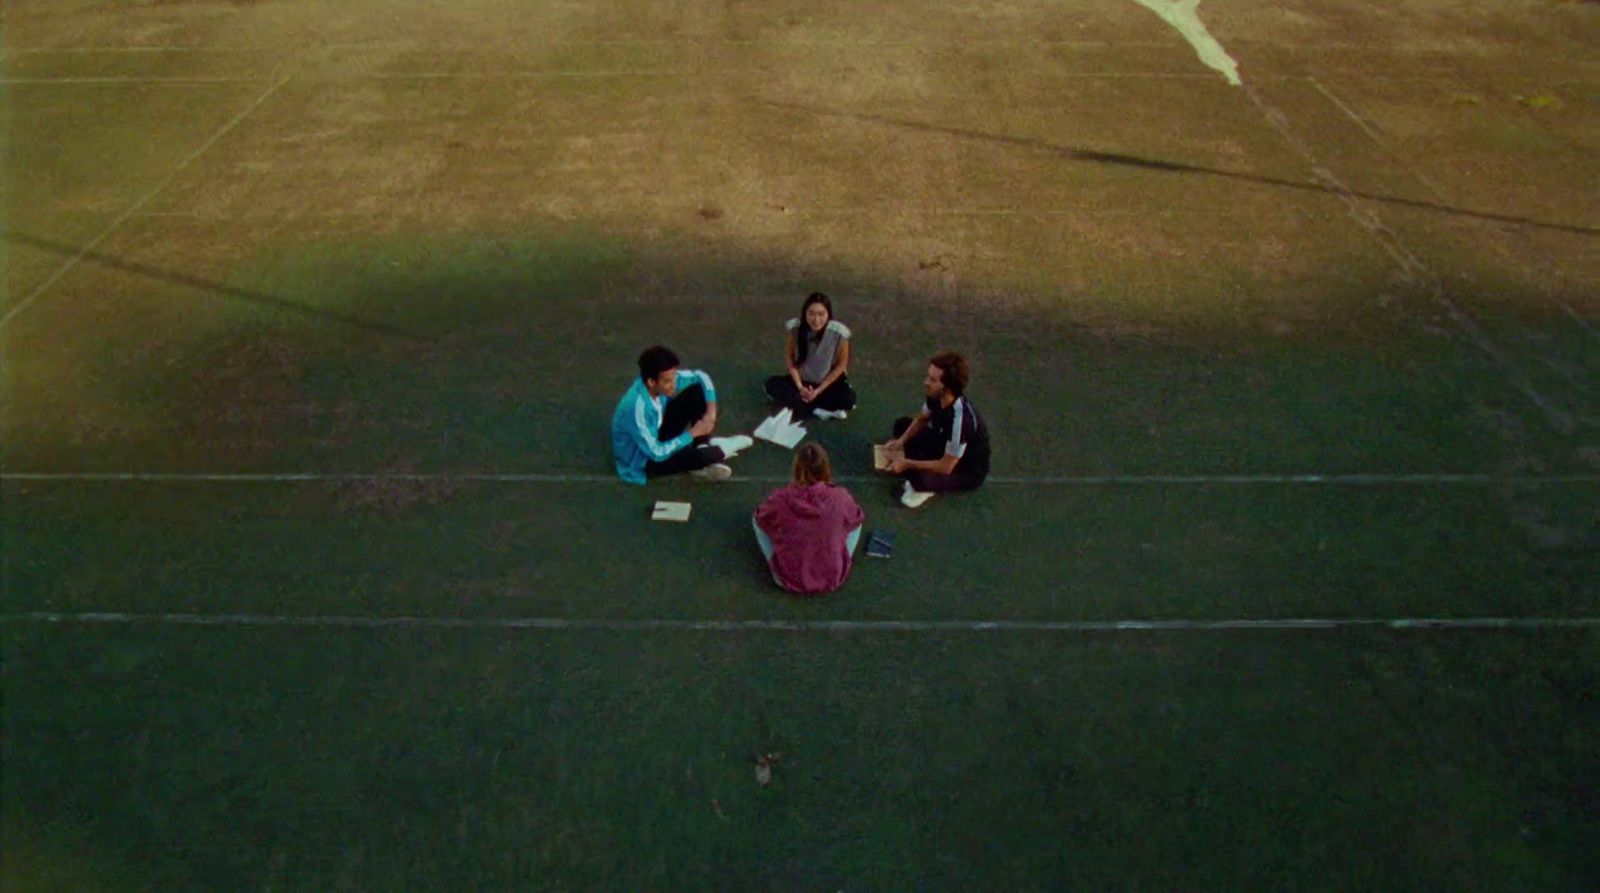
[786,331,803,390]
[887,413,925,450]
[892,452,959,475]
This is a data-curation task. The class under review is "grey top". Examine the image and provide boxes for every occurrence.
[787,318,852,384]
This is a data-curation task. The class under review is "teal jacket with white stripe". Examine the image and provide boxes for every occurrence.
[610,369,717,484]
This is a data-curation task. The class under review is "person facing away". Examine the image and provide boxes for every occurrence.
[881,351,991,509]
[764,292,856,420]
[610,344,743,484]
[753,443,866,595]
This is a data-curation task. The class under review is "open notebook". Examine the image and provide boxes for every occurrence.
[753,408,807,449]
[873,443,904,471]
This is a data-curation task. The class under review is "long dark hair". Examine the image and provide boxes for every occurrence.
[795,292,833,365]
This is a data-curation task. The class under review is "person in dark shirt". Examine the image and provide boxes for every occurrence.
[881,351,990,508]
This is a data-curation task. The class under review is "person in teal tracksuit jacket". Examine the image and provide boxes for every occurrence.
[611,344,734,485]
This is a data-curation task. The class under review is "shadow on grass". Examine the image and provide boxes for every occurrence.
[1,219,1585,482]
[3,230,434,342]
[759,99,1600,237]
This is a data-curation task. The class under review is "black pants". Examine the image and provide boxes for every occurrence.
[892,416,986,493]
[764,374,857,416]
[645,384,725,478]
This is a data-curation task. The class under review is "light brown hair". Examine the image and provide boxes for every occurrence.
[792,442,833,486]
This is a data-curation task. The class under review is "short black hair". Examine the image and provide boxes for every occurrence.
[638,345,680,382]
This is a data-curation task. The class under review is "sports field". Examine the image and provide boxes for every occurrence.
[2,0,1597,888]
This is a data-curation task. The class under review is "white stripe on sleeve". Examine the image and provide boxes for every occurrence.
[946,398,968,458]
[634,396,677,460]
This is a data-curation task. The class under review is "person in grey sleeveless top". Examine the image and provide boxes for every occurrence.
[764,292,857,420]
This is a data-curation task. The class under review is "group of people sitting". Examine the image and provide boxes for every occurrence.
[609,292,991,594]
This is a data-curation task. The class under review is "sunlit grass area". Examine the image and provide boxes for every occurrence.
[3,0,1596,888]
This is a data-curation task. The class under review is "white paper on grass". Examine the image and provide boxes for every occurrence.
[753,408,807,449]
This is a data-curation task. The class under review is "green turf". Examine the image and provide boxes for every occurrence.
[4,477,1595,623]
[1,226,1575,477]
[3,0,1596,889]
[3,625,1597,891]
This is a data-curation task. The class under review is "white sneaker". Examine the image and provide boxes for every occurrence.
[690,463,733,481]
[900,480,935,508]
[708,435,753,459]
[812,409,849,421]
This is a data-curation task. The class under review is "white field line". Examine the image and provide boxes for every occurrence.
[1128,0,1241,86]
[1306,77,1399,155]
[1,471,1595,486]
[319,70,685,80]
[0,40,1348,53]
[0,76,255,84]
[1308,76,1597,342]
[0,71,1261,85]
[1239,84,1576,435]
[5,46,270,54]
[0,72,290,330]
[4,611,1597,633]
[125,207,1274,220]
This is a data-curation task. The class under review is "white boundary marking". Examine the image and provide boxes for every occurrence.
[0,41,1308,53]
[1307,77,1397,154]
[5,611,1597,632]
[2,471,1595,486]
[1308,76,1597,342]
[1239,84,1577,435]
[124,207,1276,220]
[1128,0,1241,86]
[5,46,270,54]
[0,73,290,330]
[7,39,1518,52]
[0,71,1280,85]
[0,76,256,85]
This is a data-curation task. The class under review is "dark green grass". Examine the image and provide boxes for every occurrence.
[4,476,1594,622]
[2,229,1574,478]
[3,624,1596,891]
[4,6,1595,889]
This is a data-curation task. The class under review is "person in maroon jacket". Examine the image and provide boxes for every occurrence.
[752,444,866,595]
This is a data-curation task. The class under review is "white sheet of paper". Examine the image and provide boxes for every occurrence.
[753,408,789,441]
[753,408,807,449]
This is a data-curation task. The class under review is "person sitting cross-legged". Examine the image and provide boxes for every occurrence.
[882,351,990,509]
[763,291,856,420]
[611,345,749,484]
[753,444,865,595]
